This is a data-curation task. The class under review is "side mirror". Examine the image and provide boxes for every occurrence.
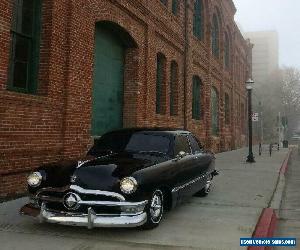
[175,151,187,160]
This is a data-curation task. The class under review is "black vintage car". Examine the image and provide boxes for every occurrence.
[21,128,218,229]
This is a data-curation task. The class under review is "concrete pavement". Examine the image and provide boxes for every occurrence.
[0,147,289,250]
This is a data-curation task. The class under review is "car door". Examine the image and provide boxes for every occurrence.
[172,134,197,200]
[187,134,210,193]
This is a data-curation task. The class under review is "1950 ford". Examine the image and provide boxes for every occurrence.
[20,128,218,229]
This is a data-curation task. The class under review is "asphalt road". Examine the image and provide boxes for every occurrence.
[275,150,300,250]
[0,147,289,250]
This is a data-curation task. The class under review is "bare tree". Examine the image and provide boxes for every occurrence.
[253,67,300,141]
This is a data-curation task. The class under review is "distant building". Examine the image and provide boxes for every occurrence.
[245,31,279,84]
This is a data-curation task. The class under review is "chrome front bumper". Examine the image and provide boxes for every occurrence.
[20,185,148,228]
[21,203,147,228]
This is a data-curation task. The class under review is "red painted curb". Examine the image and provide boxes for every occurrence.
[280,149,292,175]
[247,150,292,250]
[248,208,278,250]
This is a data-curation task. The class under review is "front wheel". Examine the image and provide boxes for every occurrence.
[142,189,164,229]
[195,174,213,197]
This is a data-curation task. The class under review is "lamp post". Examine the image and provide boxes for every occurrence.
[246,78,255,163]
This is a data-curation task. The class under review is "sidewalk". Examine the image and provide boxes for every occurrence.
[0,147,289,250]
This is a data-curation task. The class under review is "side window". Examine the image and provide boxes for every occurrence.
[188,135,202,154]
[174,135,191,156]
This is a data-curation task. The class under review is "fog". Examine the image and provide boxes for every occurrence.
[233,0,300,69]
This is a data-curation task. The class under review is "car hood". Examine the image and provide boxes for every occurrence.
[38,152,169,191]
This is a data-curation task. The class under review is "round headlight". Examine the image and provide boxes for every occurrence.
[27,172,42,187]
[120,177,137,194]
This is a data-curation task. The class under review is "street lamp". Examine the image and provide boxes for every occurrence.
[246,78,255,163]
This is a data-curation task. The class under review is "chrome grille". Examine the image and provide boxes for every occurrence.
[35,185,126,215]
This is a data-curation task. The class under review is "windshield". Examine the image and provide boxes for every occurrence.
[88,131,171,156]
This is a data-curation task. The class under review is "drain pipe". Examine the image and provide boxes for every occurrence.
[183,0,189,130]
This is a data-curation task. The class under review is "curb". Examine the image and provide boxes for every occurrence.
[279,149,292,175]
[248,149,292,250]
[248,208,278,250]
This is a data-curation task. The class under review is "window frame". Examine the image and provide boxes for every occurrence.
[156,53,167,115]
[211,86,219,136]
[224,32,230,69]
[211,14,220,58]
[170,60,178,116]
[172,0,179,15]
[192,75,202,120]
[193,0,203,40]
[8,0,42,94]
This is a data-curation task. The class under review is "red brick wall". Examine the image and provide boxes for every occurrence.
[0,0,251,198]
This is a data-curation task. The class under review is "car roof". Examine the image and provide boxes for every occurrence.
[104,127,191,135]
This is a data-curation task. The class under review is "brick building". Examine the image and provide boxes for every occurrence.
[0,0,252,198]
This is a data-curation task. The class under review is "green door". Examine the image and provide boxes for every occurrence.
[92,26,124,136]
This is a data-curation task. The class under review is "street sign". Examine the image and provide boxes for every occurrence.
[252,113,259,122]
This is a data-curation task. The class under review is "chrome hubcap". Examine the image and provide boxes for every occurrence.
[150,191,163,223]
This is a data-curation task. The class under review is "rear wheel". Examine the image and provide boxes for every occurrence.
[196,173,213,197]
[142,189,164,229]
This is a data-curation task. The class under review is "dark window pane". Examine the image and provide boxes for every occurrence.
[174,135,191,156]
[224,33,230,68]
[88,132,171,155]
[126,133,170,154]
[172,0,178,15]
[212,14,219,58]
[22,0,34,11]
[170,61,178,116]
[193,0,203,39]
[13,61,28,88]
[188,135,201,153]
[9,0,42,93]
[211,87,219,135]
[192,76,201,120]
[21,6,34,35]
[156,53,166,114]
[14,35,30,61]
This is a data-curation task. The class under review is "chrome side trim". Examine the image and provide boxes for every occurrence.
[69,185,125,201]
[78,200,147,207]
[171,173,207,193]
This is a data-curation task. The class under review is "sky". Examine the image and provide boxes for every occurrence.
[233,0,300,69]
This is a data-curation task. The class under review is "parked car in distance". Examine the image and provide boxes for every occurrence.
[21,128,218,229]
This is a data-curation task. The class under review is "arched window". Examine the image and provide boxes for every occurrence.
[225,93,230,125]
[193,0,203,39]
[170,61,178,116]
[224,32,230,68]
[211,14,220,58]
[211,87,219,135]
[172,0,179,15]
[9,0,42,94]
[156,53,166,114]
[192,76,202,120]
